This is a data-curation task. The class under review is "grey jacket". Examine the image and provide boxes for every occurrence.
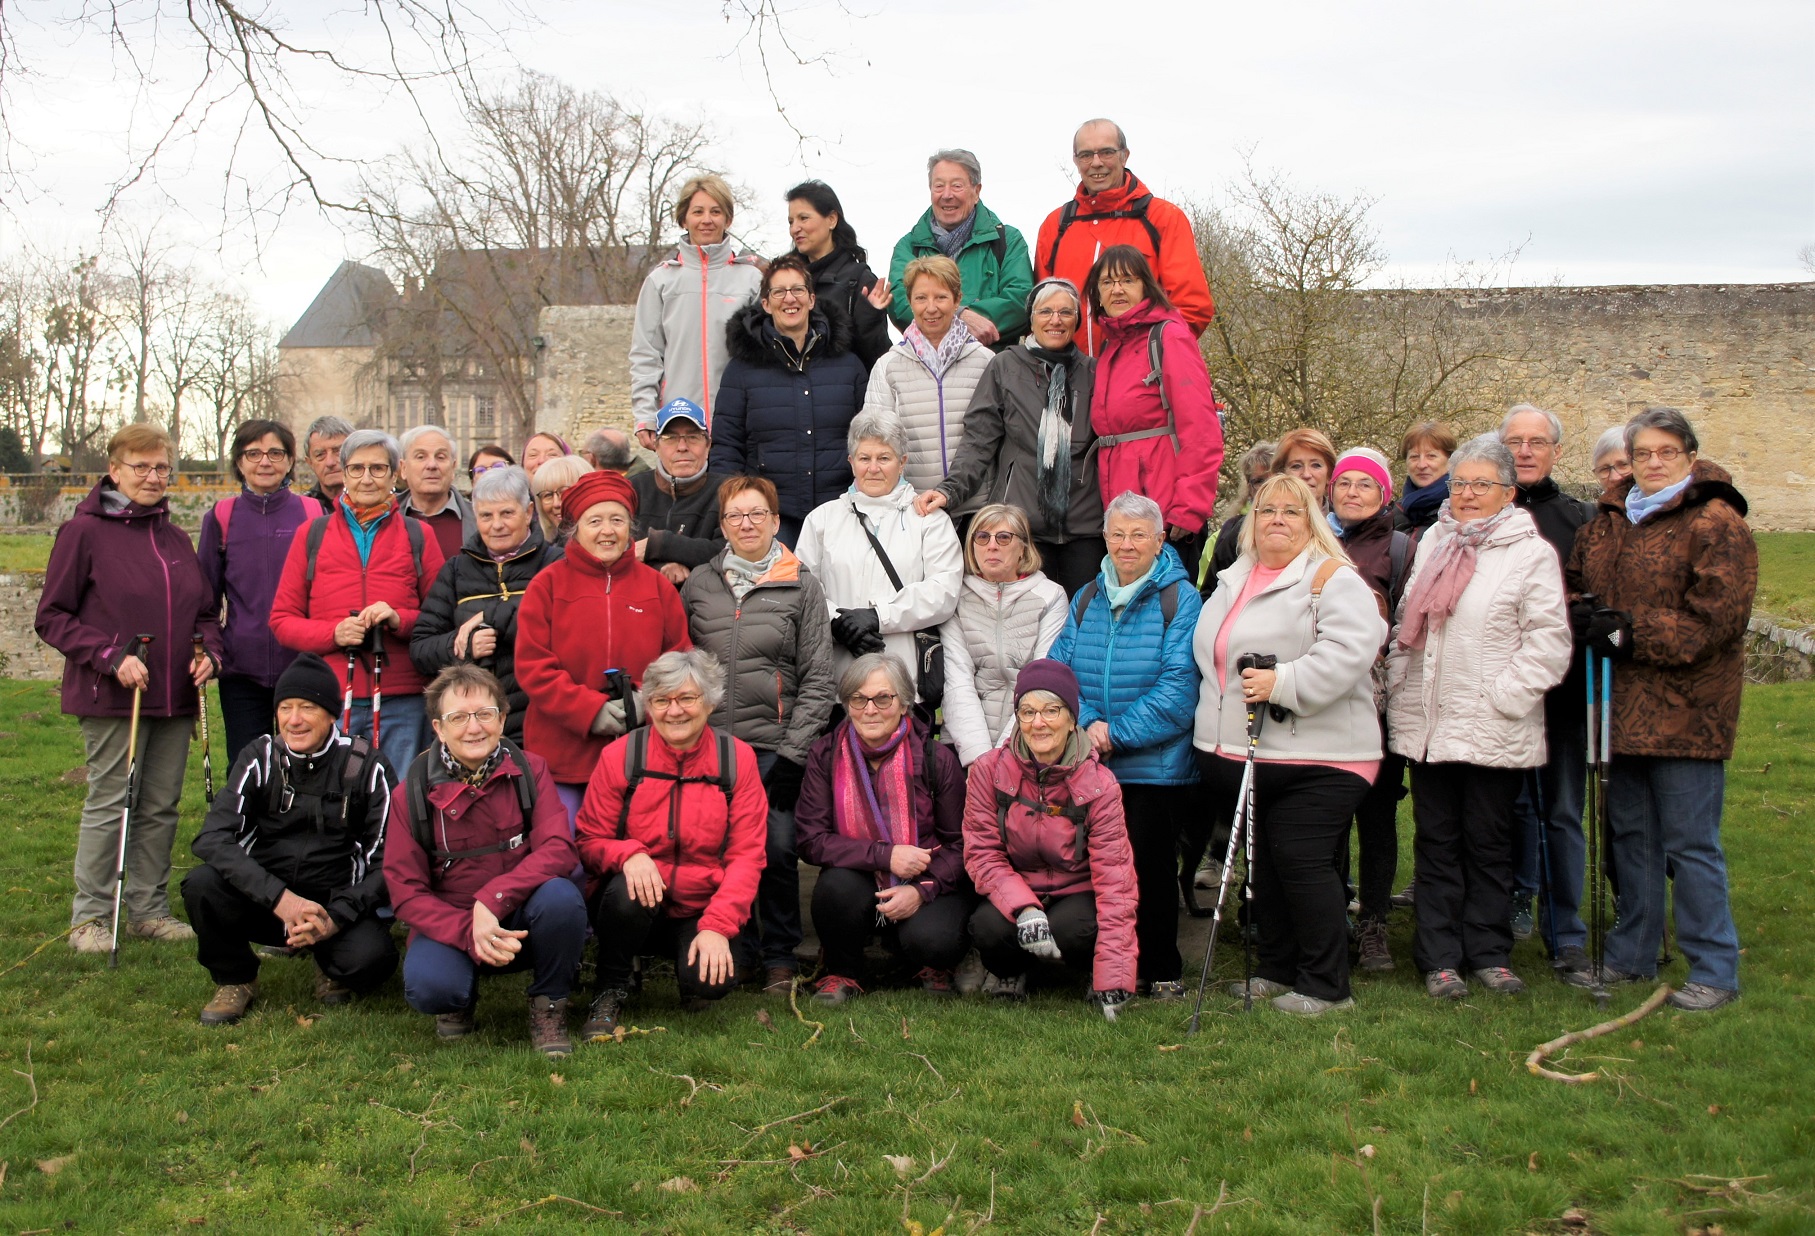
[680,544,837,765]
[629,239,765,429]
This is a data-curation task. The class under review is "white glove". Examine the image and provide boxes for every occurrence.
[1016,907,1062,960]
[591,698,628,738]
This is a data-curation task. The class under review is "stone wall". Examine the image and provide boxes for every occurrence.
[0,574,59,681]
[536,305,638,444]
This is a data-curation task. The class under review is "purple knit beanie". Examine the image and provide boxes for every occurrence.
[1014,659,1081,719]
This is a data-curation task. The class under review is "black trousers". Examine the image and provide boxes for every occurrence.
[810,866,972,981]
[217,675,275,770]
[1350,751,1407,922]
[970,893,1097,980]
[1201,753,1370,1002]
[1034,536,1109,597]
[1409,762,1523,973]
[1168,528,1207,585]
[590,873,739,1002]
[181,863,396,990]
[1119,783,1191,983]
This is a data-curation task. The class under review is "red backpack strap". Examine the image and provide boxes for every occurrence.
[212,496,237,550]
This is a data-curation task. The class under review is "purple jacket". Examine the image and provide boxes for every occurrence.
[197,487,326,686]
[36,480,223,719]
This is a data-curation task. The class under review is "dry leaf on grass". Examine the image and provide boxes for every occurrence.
[884,1154,915,1180]
[37,1154,74,1174]
[60,768,88,784]
[658,1176,698,1193]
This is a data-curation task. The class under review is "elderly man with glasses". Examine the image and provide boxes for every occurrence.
[632,398,731,587]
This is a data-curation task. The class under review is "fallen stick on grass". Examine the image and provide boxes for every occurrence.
[1526,985,1673,1083]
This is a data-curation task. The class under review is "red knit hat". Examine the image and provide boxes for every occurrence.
[562,468,638,524]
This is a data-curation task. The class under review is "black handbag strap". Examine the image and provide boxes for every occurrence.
[850,502,906,592]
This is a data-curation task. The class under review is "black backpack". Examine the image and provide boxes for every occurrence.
[992,785,1091,864]
[405,738,536,869]
[1070,576,1183,631]
[303,511,427,583]
[616,727,741,858]
[1044,192,1163,274]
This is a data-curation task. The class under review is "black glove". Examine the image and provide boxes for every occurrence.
[1585,607,1634,659]
[1568,598,1596,644]
[762,756,806,813]
[830,607,884,655]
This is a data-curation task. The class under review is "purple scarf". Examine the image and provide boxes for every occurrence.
[902,318,975,380]
[832,717,916,888]
[1397,503,1516,650]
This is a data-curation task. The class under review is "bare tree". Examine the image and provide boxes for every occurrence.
[195,292,277,463]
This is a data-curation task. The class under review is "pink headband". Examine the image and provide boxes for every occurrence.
[1332,448,1394,500]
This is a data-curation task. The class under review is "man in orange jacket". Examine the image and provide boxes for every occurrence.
[1035,118,1215,355]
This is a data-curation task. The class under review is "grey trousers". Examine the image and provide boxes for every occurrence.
[73,715,192,926]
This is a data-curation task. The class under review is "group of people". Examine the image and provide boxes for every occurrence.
[35,118,1755,1059]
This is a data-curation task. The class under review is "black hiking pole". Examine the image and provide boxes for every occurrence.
[1530,772,1559,962]
[1187,659,1271,1035]
[193,636,214,806]
[367,620,386,754]
[343,611,359,722]
[110,634,154,969]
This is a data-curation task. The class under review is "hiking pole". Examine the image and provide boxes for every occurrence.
[193,636,214,806]
[1594,654,1614,1008]
[110,634,154,969]
[1531,772,1560,962]
[1584,648,1610,1009]
[343,611,359,721]
[367,620,386,754]
[1188,668,1270,1035]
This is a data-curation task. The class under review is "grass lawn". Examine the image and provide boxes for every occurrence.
[0,534,53,574]
[0,679,1811,1233]
[1753,534,1815,625]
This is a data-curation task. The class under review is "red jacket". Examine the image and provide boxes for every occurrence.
[962,742,1138,992]
[513,542,693,782]
[383,746,577,961]
[1035,172,1215,355]
[268,503,445,700]
[1092,300,1224,530]
[574,726,768,939]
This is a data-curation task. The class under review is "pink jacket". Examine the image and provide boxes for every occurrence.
[1091,301,1224,530]
[962,743,1138,991]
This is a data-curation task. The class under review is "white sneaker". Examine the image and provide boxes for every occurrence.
[128,915,196,942]
[1226,976,1291,1001]
[1193,860,1223,889]
[69,921,110,954]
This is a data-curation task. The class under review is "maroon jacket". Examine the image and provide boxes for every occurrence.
[794,718,967,904]
[383,745,576,960]
[36,480,223,719]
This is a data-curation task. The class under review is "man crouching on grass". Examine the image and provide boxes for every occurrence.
[182,652,398,1025]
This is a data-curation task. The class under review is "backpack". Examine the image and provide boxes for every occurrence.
[1070,576,1183,630]
[405,738,537,869]
[302,511,427,584]
[1043,193,1163,273]
[266,734,379,832]
[993,785,1091,864]
[213,492,328,551]
[615,726,741,859]
[1093,322,1180,453]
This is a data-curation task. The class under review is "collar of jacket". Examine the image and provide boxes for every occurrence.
[1073,169,1150,212]
[1599,459,1748,521]
[278,727,344,777]
[652,463,715,498]
[1098,541,1188,601]
[671,237,749,270]
[401,487,468,520]
[238,483,298,513]
[711,543,802,588]
[562,537,642,580]
[849,479,916,519]
[962,571,1046,605]
[423,741,527,808]
[459,519,546,563]
[1216,544,1323,600]
[1516,475,1563,507]
[997,733,1110,802]
[1433,503,1540,550]
[909,200,1006,251]
[79,477,169,521]
[1097,298,1177,342]
[1338,504,1398,546]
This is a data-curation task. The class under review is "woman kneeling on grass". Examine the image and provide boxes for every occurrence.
[963,659,1138,1020]
[575,649,768,1039]
[794,652,969,1006]
[385,664,587,1059]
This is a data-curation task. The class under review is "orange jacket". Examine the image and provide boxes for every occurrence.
[1034,171,1214,355]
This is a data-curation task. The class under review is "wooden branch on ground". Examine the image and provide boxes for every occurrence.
[787,978,825,1048]
[1527,985,1673,1083]
[734,1097,847,1148]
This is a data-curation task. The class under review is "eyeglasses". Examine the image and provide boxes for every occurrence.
[343,463,393,479]
[1106,529,1155,545]
[240,448,290,463]
[1016,703,1068,724]
[1332,477,1379,492]
[765,285,812,302]
[660,431,709,447]
[1254,505,1307,520]
[437,706,502,727]
[1503,437,1557,452]
[1447,479,1511,495]
[472,460,510,475]
[1032,306,1078,321]
[1593,462,1630,479]
[722,510,774,525]
[120,462,173,478]
[540,486,569,502]
[846,691,899,713]
[647,693,704,712]
[1630,446,1687,464]
[1098,275,1142,291]
[1073,146,1123,162]
[972,530,1022,546]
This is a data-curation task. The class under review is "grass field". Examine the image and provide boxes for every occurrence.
[1753,534,1815,625]
[0,679,1810,1233]
[0,534,53,573]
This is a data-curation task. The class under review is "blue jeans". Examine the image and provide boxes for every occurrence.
[1604,756,1739,990]
[1512,705,1588,951]
[742,749,802,971]
[343,694,427,782]
[402,879,589,1011]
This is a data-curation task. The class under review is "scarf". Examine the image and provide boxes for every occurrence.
[929,209,977,259]
[1396,503,1517,650]
[487,535,531,563]
[1010,723,1089,772]
[1024,340,1078,532]
[1400,474,1449,523]
[1626,474,1693,525]
[438,740,504,789]
[339,493,395,566]
[1101,556,1158,615]
[831,717,917,889]
[722,539,782,603]
[1326,510,1348,538]
[903,318,975,380]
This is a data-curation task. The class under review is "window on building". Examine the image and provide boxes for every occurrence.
[475,396,495,429]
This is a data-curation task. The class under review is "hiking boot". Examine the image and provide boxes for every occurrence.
[982,972,1027,1002]
[199,982,258,1026]
[528,996,573,1058]
[1471,966,1526,995]
[314,962,354,1007]
[953,949,987,995]
[1560,962,1643,990]
[1552,944,1589,973]
[1425,969,1468,1000]
[1194,856,1223,889]
[1666,982,1738,1012]
[1145,979,1187,1001]
[811,974,864,1007]
[1391,884,1415,908]
[582,988,628,1041]
[917,967,958,997]
[1227,977,1291,1001]
[69,921,110,955]
[1356,918,1394,973]
[1271,991,1355,1017]
[761,966,796,996]
[436,1009,475,1040]
[257,944,301,959]
[1509,900,1534,941]
[128,915,195,942]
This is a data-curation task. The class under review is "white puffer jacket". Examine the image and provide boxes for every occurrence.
[629,239,765,429]
[795,479,963,700]
[1385,507,1571,769]
[939,571,1069,764]
[862,339,992,509]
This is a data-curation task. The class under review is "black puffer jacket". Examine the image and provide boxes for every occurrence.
[409,524,559,741]
[806,246,893,371]
[632,468,730,569]
[709,301,871,525]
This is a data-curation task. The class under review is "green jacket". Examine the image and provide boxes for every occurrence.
[887,201,1033,349]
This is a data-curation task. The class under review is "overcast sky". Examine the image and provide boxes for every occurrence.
[2,0,1809,332]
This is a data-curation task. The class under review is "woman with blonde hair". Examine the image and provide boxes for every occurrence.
[530,454,593,548]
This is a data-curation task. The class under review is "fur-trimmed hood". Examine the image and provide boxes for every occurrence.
[725,297,854,368]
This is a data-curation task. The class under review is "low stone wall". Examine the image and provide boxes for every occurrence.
[0,573,60,681]
[1746,614,1815,683]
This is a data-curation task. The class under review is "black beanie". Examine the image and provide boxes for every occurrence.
[275,652,344,719]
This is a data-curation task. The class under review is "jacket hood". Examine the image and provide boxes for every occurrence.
[725,298,853,367]
[1072,169,1152,211]
[1098,297,1185,339]
[1599,459,1748,520]
[76,477,169,521]
[460,518,547,562]
[998,732,1112,801]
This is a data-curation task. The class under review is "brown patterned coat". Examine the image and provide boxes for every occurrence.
[1565,460,1756,761]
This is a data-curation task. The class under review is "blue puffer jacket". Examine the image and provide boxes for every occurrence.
[1049,543,1202,785]
[710,301,871,526]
